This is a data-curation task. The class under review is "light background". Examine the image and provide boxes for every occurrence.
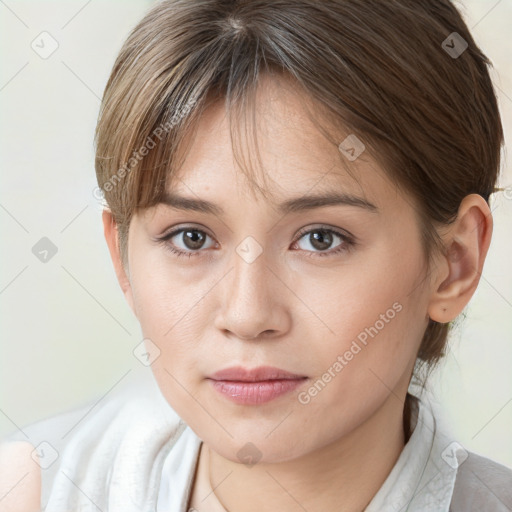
[1,0,511,468]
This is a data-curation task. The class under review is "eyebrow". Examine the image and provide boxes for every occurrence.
[158,191,378,215]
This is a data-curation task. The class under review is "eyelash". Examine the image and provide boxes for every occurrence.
[156,225,355,260]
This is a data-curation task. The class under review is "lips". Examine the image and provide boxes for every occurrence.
[208,365,307,382]
[207,365,308,405]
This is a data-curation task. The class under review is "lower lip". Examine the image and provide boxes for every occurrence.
[208,378,307,404]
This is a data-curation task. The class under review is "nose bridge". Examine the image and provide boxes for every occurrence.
[232,237,268,300]
[228,235,272,312]
[215,235,289,339]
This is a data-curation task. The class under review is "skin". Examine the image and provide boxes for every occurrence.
[0,441,41,512]
[101,74,493,512]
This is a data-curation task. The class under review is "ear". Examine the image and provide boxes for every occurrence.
[428,194,493,324]
[102,210,137,317]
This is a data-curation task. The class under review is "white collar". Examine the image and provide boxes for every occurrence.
[365,385,465,511]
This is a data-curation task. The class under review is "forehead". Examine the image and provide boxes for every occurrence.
[169,74,396,209]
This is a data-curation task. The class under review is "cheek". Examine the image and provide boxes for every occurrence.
[129,253,185,349]
[129,256,209,419]
[128,248,216,383]
[301,253,423,347]
[129,245,198,332]
[296,247,427,399]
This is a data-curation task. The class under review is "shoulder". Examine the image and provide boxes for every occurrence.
[0,399,97,511]
[450,451,512,511]
[0,441,41,512]
[0,374,185,511]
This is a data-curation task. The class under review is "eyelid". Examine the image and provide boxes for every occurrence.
[159,223,212,237]
[294,224,355,243]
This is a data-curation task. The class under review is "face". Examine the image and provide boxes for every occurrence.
[122,75,433,463]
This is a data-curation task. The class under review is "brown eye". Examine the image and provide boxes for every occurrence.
[158,227,216,258]
[295,229,342,252]
[180,229,208,250]
[293,226,355,258]
[306,230,334,251]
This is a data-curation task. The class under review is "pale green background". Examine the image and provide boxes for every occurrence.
[1,0,511,469]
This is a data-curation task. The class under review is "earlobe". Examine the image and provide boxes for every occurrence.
[427,194,493,324]
[102,210,137,317]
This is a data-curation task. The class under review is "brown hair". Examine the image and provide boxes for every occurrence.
[94,0,504,434]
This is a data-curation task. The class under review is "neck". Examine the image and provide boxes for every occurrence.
[208,390,408,512]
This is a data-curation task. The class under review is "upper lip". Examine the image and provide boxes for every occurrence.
[208,366,307,382]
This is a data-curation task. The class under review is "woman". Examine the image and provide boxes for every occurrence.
[2,0,511,510]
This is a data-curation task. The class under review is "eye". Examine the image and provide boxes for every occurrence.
[292,226,354,257]
[157,225,355,259]
[157,227,216,258]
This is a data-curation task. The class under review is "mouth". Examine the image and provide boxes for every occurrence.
[207,365,308,405]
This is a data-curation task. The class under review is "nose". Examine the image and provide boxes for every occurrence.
[214,245,291,341]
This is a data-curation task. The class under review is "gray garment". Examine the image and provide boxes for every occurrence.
[450,451,512,511]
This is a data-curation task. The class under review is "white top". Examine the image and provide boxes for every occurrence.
[2,373,511,511]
